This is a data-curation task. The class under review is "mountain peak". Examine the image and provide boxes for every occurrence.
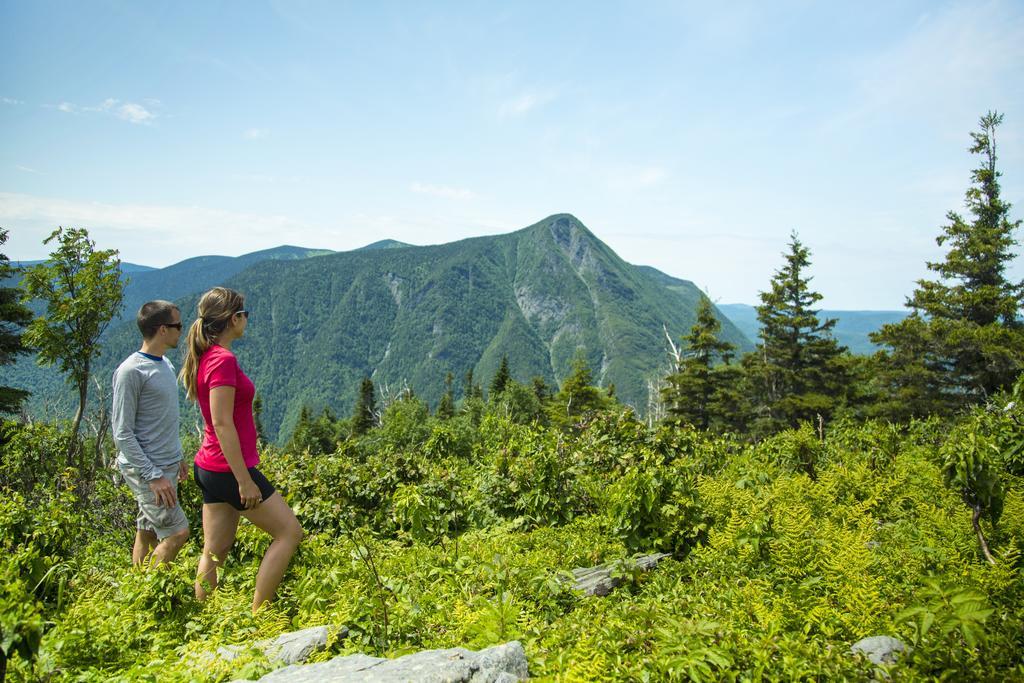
[357,239,412,251]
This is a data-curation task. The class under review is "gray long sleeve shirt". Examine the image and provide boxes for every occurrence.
[112,352,182,480]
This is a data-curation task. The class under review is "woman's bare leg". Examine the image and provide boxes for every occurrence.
[195,502,240,601]
[242,493,303,612]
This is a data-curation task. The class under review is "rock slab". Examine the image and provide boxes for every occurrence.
[850,635,909,665]
[218,625,344,666]
[247,640,529,682]
[571,552,671,597]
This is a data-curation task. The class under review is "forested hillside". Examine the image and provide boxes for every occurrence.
[21,214,748,440]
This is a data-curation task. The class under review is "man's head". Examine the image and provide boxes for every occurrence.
[137,300,182,347]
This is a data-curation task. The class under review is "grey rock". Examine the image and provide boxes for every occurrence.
[251,640,529,682]
[571,552,671,597]
[850,635,909,665]
[217,625,345,666]
[262,626,334,665]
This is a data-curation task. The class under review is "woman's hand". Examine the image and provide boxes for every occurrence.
[238,478,263,509]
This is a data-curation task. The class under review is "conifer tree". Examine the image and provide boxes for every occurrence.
[489,355,511,398]
[351,376,377,436]
[551,352,611,427]
[531,376,551,404]
[661,297,740,431]
[436,372,455,419]
[743,232,846,433]
[463,367,482,401]
[872,112,1023,415]
[0,229,33,414]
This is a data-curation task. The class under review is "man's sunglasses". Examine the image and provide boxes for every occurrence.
[163,322,183,330]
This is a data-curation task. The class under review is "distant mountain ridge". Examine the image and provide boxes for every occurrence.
[716,303,908,356]
[8,215,751,440]
[117,245,334,325]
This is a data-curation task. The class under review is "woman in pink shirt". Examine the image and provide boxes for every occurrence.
[179,287,302,612]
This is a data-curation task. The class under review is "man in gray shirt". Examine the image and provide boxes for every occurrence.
[112,300,189,565]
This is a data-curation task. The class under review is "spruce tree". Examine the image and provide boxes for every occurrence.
[531,376,551,404]
[0,229,33,414]
[743,232,846,433]
[872,112,1023,415]
[550,352,611,427]
[489,355,511,398]
[661,297,739,431]
[436,372,455,419]
[351,376,377,436]
[463,367,482,401]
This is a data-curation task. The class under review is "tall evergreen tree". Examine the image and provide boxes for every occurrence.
[351,376,377,436]
[463,367,482,401]
[436,372,455,419]
[743,232,846,433]
[489,355,511,398]
[661,297,740,431]
[872,112,1023,415]
[0,229,33,414]
[531,376,551,405]
[550,352,611,427]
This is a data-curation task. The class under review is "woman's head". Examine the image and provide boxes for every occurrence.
[179,287,246,400]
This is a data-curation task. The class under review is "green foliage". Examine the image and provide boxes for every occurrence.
[873,112,1024,417]
[20,227,124,449]
[743,232,847,435]
[941,416,1005,564]
[0,228,33,414]
[489,355,511,398]
[5,393,1024,681]
[549,353,614,429]
[286,405,345,455]
[603,460,707,554]
[661,296,742,433]
[351,377,377,436]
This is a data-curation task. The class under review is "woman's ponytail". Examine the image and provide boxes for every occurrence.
[178,287,245,401]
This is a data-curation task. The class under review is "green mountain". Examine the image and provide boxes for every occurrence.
[9,215,751,438]
[189,215,751,439]
[717,303,908,355]
[6,245,333,417]
[357,239,411,251]
[117,245,334,325]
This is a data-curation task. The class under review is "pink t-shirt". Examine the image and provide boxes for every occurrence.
[194,345,259,472]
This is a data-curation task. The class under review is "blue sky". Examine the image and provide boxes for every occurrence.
[1,1,1022,309]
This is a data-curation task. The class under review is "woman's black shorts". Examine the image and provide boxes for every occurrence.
[194,463,276,511]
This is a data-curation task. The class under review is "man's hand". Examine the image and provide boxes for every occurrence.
[177,460,188,483]
[148,476,178,508]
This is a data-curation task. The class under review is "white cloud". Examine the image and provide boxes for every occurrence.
[410,181,477,200]
[0,192,315,265]
[2,97,24,105]
[51,98,158,124]
[498,89,557,118]
[116,103,156,124]
[244,127,270,139]
[15,165,42,174]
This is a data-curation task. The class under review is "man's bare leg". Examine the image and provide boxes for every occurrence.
[133,529,158,565]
